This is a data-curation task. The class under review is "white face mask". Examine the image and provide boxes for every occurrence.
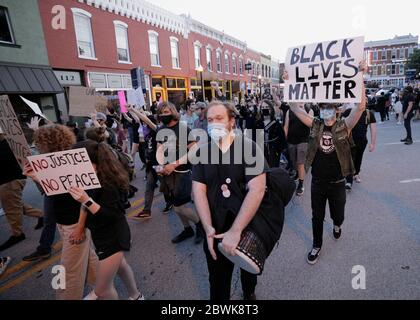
[207,123,230,141]
[111,121,118,130]
[320,109,336,121]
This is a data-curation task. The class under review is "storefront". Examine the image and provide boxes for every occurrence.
[151,76,188,108]
[0,62,63,124]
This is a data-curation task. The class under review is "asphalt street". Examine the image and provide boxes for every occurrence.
[0,116,419,300]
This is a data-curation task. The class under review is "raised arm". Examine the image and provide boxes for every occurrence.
[284,110,290,138]
[289,103,314,128]
[127,105,157,131]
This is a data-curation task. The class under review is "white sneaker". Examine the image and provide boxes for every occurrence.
[83,290,98,300]
[0,257,11,276]
[355,175,362,183]
[129,294,145,300]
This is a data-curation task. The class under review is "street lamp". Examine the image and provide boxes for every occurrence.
[258,75,262,100]
[196,65,205,102]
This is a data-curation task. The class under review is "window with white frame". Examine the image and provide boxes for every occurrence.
[239,59,243,74]
[391,64,396,75]
[114,22,130,62]
[232,56,237,74]
[148,31,160,66]
[206,47,212,71]
[216,51,222,72]
[398,48,404,59]
[399,64,404,75]
[0,6,14,44]
[408,47,414,56]
[194,44,201,69]
[381,50,386,60]
[72,9,95,58]
[373,51,378,61]
[391,49,396,60]
[170,37,180,69]
[224,53,230,73]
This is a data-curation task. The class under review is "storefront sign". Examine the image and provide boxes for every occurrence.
[54,70,82,86]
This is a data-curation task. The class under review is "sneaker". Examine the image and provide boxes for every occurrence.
[22,251,51,262]
[307,247,322,265]
[345,183,352,191]
[0,257,12,277]
[171,227,194,244]
[296,185,305,196]
[84,290,98,300]
[401,138,408,142]
[243,293,257,301]
[34,217,44,230]
[333,226,342,240]
[0,234,26,251]
[162,203,173,214]
[133,210,152,220]
[129,294,145,301]
[354,175,362,183]
[405,139,413,145]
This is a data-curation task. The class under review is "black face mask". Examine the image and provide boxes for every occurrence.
[160,114,173,125]
[262,109,270,117]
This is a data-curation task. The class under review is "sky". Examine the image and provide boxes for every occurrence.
[149,0,420,61]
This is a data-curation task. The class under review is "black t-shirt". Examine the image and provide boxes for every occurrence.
[156,121,196,172]
[145,126,158,165]
[402,94,415,114]
[311,126,343,182]
[288,110,310,144]
[192,136,268,233]
[0,139,26,185]
[46,193,81,226]
[342,109,376,141]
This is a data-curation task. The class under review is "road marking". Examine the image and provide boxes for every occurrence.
[400,178,420,184]
[0,253,61,295]
[380,140,420,146]
[0,241,63,280]
[130,197,145,209]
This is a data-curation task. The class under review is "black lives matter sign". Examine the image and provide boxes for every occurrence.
[284,37,364,103]
[0,95,32,168]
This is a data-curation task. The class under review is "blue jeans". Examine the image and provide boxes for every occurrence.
[36,196,57,254]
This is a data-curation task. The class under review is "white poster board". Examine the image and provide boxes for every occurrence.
[27,148,101,196]
[284,36,364,103]
[0,95,32,168]
[127,87,145,108]
[68,86,97,117]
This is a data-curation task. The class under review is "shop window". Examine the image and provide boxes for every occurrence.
[0,6,14,44]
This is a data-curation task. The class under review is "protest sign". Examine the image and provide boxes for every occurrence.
[0,95,32,168]
[284,36,364,103]
[20,96,48,120]
[69,86,97,117]
[127,87,145,108]
[118,91,128,113]
[95,95,109,114]
[27,148,101,196]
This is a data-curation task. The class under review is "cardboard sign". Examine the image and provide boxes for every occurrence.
[118,91,127,113]
[284,36,364,103]
[0,95,32,168]
[127,87,145,108]
[27,148,101,196]
[69,86,97,117]
[95,95,109,114]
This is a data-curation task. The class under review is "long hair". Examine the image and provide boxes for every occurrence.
[34,124,76,153]
[75,140,129,192]
[157,101,180,122]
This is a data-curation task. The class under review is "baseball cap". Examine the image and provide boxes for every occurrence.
[96,112,107,121]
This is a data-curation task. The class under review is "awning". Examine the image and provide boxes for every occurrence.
[0,63,63,94]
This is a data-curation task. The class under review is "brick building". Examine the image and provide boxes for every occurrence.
[364,34,418,88]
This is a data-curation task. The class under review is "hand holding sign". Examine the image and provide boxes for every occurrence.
[68,186,90,204]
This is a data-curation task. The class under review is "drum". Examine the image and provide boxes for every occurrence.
[217,229,268,275]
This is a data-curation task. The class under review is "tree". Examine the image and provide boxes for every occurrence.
[406,48,420,74]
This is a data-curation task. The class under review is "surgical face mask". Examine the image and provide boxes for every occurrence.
[111,121,118,130]
[207,123,230,141]
[320,108,336,121]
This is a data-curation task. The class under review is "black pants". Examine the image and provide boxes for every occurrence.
[203,239,257,301]
[379,108,386,122]
[346,139,367,184]
[404,113,414,140]
[138,142,147,165]
[311,179,346,248]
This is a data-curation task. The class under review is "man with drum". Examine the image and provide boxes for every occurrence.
[192,101,268,301]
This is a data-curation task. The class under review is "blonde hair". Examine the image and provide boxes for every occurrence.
[157,101,180,122]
